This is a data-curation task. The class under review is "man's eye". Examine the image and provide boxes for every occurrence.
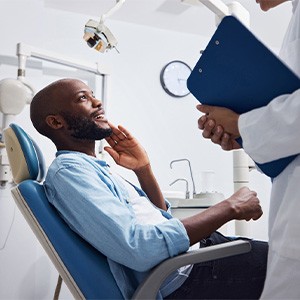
[79,95,87,100]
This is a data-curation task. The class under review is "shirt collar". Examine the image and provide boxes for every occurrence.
[56,150,109,166]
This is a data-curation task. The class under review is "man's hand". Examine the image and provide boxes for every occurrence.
[181,186,263,245]
[105,123,167,211]
[227,187,263,221]
[104,123,150,171]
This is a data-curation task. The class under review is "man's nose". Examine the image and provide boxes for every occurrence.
[91,97,102,107]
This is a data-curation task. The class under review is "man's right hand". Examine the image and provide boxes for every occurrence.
[181,186,263,245]
[104,123,150,171]
[227,187,263,221]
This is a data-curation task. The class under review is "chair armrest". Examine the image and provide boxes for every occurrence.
[132,239,251,300]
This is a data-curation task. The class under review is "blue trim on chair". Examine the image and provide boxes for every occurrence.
[18,181,123,299]
[30,138,46,182]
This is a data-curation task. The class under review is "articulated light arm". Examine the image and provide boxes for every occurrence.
[99,0,126,26]
[16,43,109,76]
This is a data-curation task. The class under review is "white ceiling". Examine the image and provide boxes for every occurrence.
[44,0,293,49]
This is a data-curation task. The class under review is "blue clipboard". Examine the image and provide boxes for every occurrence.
[187,15,300,178]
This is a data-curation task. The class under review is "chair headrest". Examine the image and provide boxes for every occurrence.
[3,123,46,184]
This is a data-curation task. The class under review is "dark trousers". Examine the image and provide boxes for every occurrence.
[165,231,268,299]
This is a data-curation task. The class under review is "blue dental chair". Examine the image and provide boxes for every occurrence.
[3,123,251,300]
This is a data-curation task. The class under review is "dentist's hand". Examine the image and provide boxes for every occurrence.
[197,104,240,138]
[104,123,150,171]
[197,104,241,151]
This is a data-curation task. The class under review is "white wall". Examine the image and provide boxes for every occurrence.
[0,0,275,298]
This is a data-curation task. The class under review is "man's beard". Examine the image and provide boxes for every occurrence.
[61,112,112,140]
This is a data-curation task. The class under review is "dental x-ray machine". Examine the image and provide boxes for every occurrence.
[182,0,254,236]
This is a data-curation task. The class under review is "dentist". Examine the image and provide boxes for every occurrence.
[197,0,300,298]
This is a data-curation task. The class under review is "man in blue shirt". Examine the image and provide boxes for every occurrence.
[30,78,267,299]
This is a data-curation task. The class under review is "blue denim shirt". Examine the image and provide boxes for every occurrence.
[44,151,190,299]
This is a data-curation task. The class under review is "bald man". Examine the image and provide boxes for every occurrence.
[31,78,267,299]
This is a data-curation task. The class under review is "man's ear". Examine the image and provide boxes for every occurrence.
[45,115,64,129]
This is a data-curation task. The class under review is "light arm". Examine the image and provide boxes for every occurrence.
[99,0,126,26]
[16,43,109,75]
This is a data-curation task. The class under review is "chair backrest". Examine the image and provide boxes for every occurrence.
[3,123,123,299]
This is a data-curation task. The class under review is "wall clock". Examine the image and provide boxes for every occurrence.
[160,60,191,97]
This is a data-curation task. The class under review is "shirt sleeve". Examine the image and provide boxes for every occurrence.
[238,88,300,164]
[45,160,190,272]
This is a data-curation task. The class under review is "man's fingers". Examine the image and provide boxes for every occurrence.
[117,125,132,139]
[104,146,119,162]
[105,136,119,148]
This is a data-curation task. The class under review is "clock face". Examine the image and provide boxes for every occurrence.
[160,60,192,97]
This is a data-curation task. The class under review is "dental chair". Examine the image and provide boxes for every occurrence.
[3,123,251,300]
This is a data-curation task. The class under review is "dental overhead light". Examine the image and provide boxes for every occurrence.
[83,0,125,53]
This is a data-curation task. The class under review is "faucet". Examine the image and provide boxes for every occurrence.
[170,159,196,197]
[169,178,190,199]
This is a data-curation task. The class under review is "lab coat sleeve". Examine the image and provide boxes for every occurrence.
[238,88,300,164]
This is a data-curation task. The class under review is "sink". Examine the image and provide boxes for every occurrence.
[167,192,224,208]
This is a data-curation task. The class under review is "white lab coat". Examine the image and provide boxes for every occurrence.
[238,0,300,298]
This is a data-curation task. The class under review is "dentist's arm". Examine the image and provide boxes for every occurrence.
[105,123,167,211]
